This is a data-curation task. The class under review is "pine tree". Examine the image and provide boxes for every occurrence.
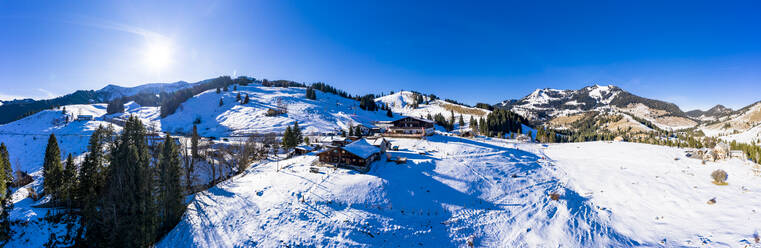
[355,126,363,138]
[293,121,302,145]
[43,134,63,201]
[0,143,12,242]
[243,94,250,104]
[0,143,12,187]
[216,88,221,94]
[100,116,156,247]
[348,126,354,137]
[62,154,77,208]
[282,126,293,148]
[78,126,110,244]
[192,125,199,160]
[236,92,241,102]
[223,85,229,91]
[458,115,465,127]
[219,98,224,106]
[158,134,185,235]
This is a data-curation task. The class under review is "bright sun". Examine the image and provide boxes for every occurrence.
[142,37,173,71]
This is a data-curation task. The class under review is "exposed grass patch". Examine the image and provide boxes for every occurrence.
[440,102,487,116]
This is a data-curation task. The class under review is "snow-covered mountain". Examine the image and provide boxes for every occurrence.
[375,91,489,127]
[686,104,734,121]
[97,81,195,101]
[699,101,761,143]
[498,85,697,130]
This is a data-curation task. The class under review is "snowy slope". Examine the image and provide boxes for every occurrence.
[547,141,761,247]
[98,80,195,101]
[162,84,397,137]
[158,136,644,247]
[375,91,489,127]
[0,104,115,173]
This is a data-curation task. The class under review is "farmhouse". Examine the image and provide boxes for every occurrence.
[382,116,434,138]
[317,139,380,172]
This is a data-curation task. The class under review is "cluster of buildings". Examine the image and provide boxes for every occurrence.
[305,116,434,172]
[686,142,746,162]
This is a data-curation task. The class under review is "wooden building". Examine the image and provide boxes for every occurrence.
[317,139,380,172]
[382,117,435,138]
[367,137,390,153]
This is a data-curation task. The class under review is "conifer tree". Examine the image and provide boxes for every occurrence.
[0,143,11,187]
[243,94,250,104]
[355,126,363,138]
[348,126,354,137]
[459,115,465,127]
[293,121,302,145]
[43,134,63,201]
[236,92,241,102]
[216,88,221,94]
[100,116,156,247]
[62,154,77,208]
[192,125,199,160]
[78,126,110,244]
[158,134,185,235]
[219,98,224,106]
[282,126,293,148]
[0,144,10,243]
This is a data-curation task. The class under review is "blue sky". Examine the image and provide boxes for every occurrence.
[1,1,759,110]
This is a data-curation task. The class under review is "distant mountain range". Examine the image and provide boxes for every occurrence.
[2,78,760,143]
[495,84,761,142]
[0,80,199,124]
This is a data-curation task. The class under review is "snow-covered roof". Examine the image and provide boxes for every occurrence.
[343,139,380,159]
[368,138,387,146]
[318,136,346,143]
[295,145,313,151]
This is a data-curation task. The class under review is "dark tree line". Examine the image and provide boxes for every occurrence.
[305,87,317,100]
[39,117,186,247]
[262,79,306,88]
[475,109,526,137]
[160,76,235,118]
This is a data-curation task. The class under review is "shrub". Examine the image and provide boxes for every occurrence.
[27,187,40,201]
[549,192,561,201]
[711,169,728,185]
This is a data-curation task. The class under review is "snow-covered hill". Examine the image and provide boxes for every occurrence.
[154,137,761,247]
[375,91,489,127]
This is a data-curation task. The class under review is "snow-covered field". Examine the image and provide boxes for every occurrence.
[153,136,761,247]
[546,141,761,247]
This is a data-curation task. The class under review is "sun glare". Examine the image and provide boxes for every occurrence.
[142,37,173,71]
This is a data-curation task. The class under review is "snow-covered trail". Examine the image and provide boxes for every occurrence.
[158,136,641,247]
